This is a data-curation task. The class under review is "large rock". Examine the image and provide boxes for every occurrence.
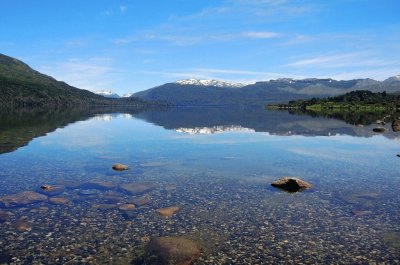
[392,120,400,132]
[271,177,312,192]
[145,237,200,265]
[112,163,129,171]
[120,182,158,195]
[0,191,48,208]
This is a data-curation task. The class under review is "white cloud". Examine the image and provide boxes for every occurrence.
[120,5,127,13]
[244,31,280,39]
[285,52,388,68]
[140,68,292,83]
[39,58,122,91]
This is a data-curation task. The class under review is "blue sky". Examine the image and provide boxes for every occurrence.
[1,0,400,94]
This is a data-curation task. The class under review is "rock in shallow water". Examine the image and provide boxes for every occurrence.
[112,163,129,171]
[392,120,400,132]
[120,182,158,195]
[372,127,386,133]
[38,185,65,196]
[0,191,48,208]
[271,177,312,193]
[49,197,70,205]
[145,237,200,265]
[0,210,10,222]
[156,206,180,218]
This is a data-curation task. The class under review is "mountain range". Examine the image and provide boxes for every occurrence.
[132,77,400,106]
[0,53,147,107]
[1,52,399,107]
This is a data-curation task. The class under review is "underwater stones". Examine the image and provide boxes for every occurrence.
[14,220,31,232]
[38,185,65,196]
[0,191,48,208]
[49,197,70,205]
[392,120,400,132]
[0,210,10,222]
[372,127,386,133]
[382,232,400,249]
[352,210,372,217]
[81,181,115,190]
[130,196,151,206]
[271,177,312,193]
[145,237,201,265]
[120,182,158,195]
[92,204,117,210]
[118,204,136,211]
[112,163,129,171]
[156,206,180,218]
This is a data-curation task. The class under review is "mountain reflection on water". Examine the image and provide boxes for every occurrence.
[1,106,400,264]
[1,106,399,155]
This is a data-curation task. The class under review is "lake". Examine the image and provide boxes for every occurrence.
[0,107,400,264]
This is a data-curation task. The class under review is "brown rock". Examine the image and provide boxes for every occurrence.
[0,210,10,222]
[81,181,115,190]
[118,204,136,211]
[112,163,129,171]
[146,237,200,265]
[120,182,158,195]
[39,185,65,196]
[131,196,151,206]
[92,204,117,210]
[271,177,312,193]
[14,220,31,232]
[0,191,48,208]
[49,197,70,205]
[156,206,180,218]
[392,120,400,132]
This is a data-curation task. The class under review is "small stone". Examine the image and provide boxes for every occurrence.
[120,182,158,195]
[112,163,129,171]
[156,206,180,218]
[80,181,115,190]
[118,204,136,211]
[0,210,10,222]
[130,196,151,206]
[49,197,70,205]
[14,220,31,232]
[38,185,65,196]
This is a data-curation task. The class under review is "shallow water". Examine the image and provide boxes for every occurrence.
[0,107,400,264]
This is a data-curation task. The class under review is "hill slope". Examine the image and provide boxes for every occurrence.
[133,78,400,106]
[0,53,145,107]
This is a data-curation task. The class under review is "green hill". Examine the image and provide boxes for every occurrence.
[0,53,146,107]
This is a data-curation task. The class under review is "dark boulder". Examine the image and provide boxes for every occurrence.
[392,120,400,132]
[145,237,200,265]
[271,177,312,192]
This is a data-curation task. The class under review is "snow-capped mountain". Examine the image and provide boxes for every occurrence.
[94,90,120,98]
[122,93,133,98]
[384,75,400,82]
[175,79,247,88]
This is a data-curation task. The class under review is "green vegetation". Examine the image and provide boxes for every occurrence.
[267,90,400,125]
[0,53,151,107]
[268,90,400,111]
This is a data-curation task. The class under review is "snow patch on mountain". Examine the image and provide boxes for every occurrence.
[384,75,400,82]
[94,90,120,98]
[122,93,133,98]
[175,79,248,88]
